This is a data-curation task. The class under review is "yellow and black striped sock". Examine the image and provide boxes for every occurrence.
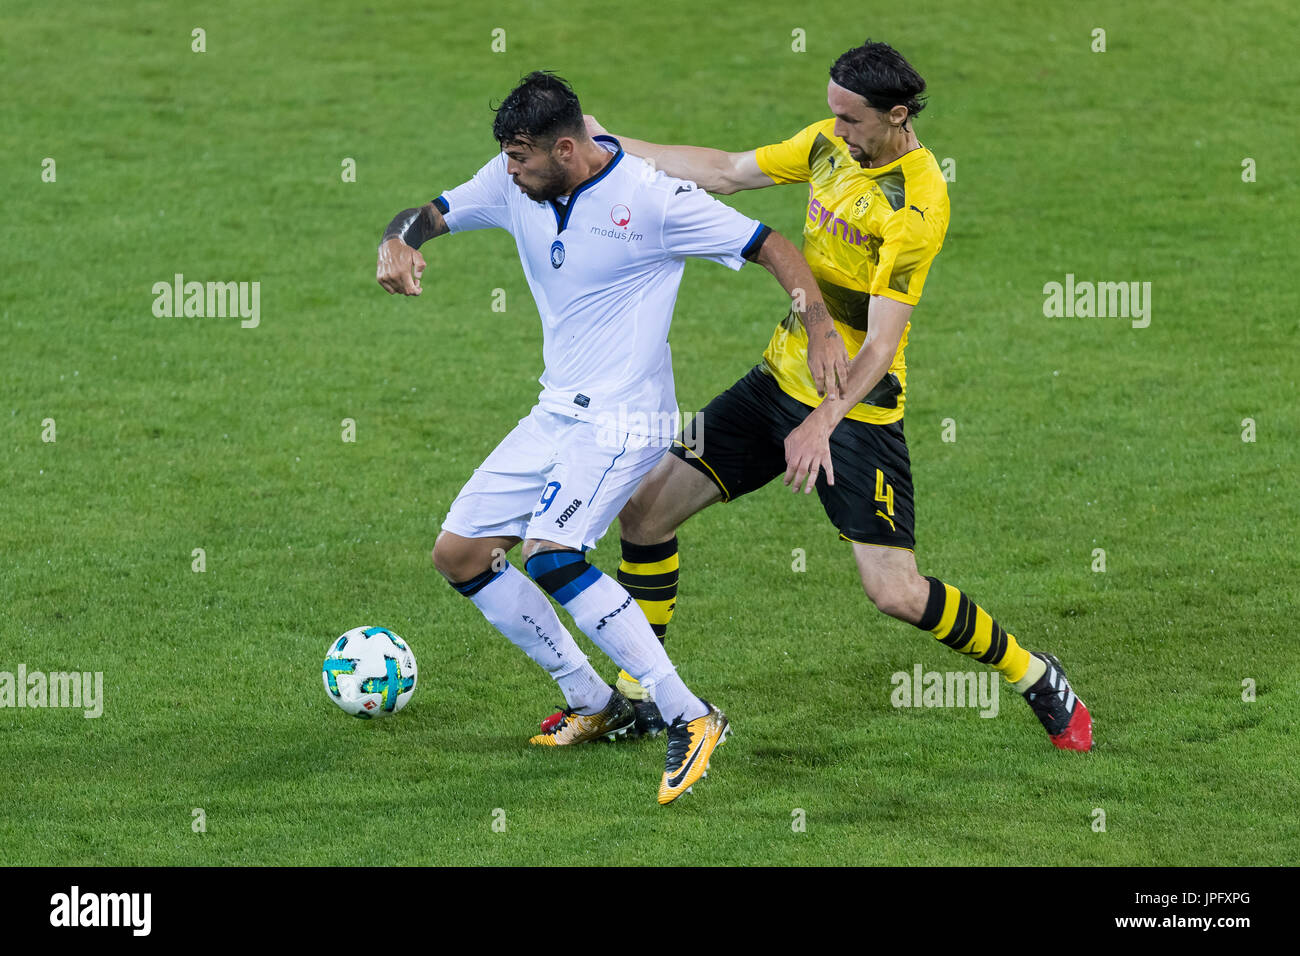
[617,536,678,641]
[616,537,679,700]
[915,576,1034,684]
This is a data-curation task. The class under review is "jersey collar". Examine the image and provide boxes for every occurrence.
[549,135,625,233]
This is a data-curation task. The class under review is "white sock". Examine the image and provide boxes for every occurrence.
[466,563,611,714]
[559,570,707,724]
[1014,653,1048,694]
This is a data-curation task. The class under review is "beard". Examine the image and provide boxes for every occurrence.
[517,161,569,203]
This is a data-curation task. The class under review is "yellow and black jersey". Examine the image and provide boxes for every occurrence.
[755,118,949,423]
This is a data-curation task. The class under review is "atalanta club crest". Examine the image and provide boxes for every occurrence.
[610,204,631,228]
[550,239,565,268]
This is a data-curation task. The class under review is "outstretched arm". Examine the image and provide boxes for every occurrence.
[749,230,849,400]
[376,202,449,296]
[586,115,774,195]
[782,296,913,494]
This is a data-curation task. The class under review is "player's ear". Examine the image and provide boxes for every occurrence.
[889,104,910,129]
[551,135,577,161]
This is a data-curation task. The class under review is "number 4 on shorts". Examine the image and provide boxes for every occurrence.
[874,469,896,531]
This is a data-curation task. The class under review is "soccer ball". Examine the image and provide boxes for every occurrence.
[322,626,418,718]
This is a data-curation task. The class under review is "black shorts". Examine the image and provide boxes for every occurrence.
[671,365,915,549]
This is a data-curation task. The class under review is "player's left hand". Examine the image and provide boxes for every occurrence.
[783,413,835,494]
[376,238,426,296]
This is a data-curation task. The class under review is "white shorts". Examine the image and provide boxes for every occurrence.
[441,405,667,552]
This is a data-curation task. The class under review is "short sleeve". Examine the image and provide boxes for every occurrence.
[659,182,767,271]
[871,205,944,304]
[753,122,824,186]
[437,152,511,233]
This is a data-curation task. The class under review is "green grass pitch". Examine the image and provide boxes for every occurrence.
[2,0,1297,865]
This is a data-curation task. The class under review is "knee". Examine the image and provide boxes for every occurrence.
[431,532,482,582]
[521,543,594,601]
[864,584,910,621]
[618,488,669,546]
[862,574,929,624]
[617,493,651,544]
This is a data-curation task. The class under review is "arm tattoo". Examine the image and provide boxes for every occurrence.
[380,205,442,249]
[802,300,834,335]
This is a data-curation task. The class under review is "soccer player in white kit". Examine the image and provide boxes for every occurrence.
[376,72,848,804]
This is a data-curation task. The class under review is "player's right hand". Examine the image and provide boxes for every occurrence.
[806,327,850,401]
[583,114,609,138]
[376,238,426,296]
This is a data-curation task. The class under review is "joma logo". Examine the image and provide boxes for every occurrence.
[596,594,633,631]
[555,499,583,528]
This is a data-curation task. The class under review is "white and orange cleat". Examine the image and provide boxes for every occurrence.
[658,700,730,805]
[529,688,635,746]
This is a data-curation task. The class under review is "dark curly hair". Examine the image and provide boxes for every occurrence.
[830,40,928,121]
[492,71,585,148]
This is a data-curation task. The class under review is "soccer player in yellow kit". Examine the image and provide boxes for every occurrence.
[574,40,1093,751]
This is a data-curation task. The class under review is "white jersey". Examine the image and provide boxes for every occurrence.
[435,136,769,436]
